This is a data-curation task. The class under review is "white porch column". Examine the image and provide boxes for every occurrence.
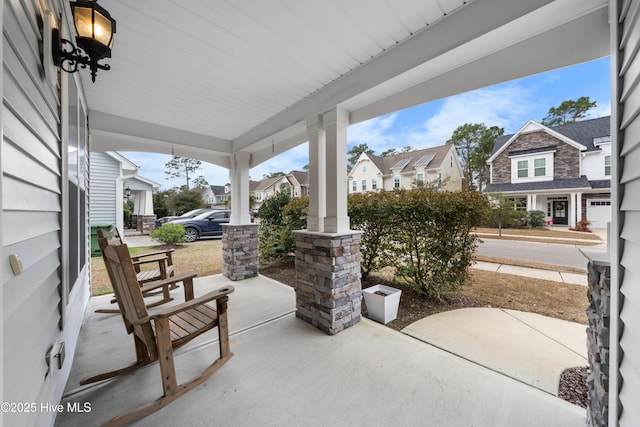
[229,151,252,225]
[531,194,537,211]
[323,107,350,233]
[576,192,583,224]
[569,192,577,227]
[306,114,326,232]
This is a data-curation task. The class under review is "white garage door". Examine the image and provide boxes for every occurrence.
[587,200,611,229]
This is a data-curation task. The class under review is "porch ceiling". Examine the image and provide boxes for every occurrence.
[85,0,609,168]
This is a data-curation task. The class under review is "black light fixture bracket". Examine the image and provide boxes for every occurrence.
[52,27,110,82]
[51,0,116,83]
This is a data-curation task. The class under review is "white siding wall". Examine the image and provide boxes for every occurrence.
[89,152,120,225]
[612,0,640,424]
[582,144,612,180]
[2,2,90,426]
[348,157,381,193]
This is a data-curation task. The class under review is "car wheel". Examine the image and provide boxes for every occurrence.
[184,228,198,243]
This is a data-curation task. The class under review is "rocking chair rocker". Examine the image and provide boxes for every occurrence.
[83,242,234,426]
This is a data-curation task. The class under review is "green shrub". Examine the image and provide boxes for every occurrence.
[259,195,308,264]
[348,191,395,280]
[388,189,489,300]
[257,189,291,226]
[150,223,186,245]
[527,210,546,228]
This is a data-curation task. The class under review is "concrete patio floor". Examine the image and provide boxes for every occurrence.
[56,275,586,426]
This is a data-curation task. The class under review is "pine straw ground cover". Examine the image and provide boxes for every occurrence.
[91,234,591,407]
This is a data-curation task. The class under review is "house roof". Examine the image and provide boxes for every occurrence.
[491,116,611,157]
[209,185,227,195]
[483,176,609,193]
[288,170,309,186]
[363,144,453,176]
[252,175,288,192]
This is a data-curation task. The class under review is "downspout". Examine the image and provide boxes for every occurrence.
[114,175,125,238]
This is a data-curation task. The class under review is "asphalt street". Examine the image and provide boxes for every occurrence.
[475,238,589,270]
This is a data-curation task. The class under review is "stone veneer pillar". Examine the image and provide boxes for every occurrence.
[581,248,611,427]
[136,215,156,234]
[294,230,362,335]
[222,224,259,281]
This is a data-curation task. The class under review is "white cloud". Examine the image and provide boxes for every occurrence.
[588,99,611,119]
[421,84,539,144]
[347,112,400,152]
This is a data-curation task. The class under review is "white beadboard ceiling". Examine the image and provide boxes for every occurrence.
[84,0,609,168]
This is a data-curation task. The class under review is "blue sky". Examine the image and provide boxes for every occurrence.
[122,57,611,190]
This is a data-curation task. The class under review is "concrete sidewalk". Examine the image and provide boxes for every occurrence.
[402,308,587,395]
[472,261,587,286]
[58,275,586,426]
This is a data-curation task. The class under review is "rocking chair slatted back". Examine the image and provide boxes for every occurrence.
[88,241,235,426]
[103,243,158,356]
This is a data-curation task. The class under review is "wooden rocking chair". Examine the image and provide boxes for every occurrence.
[96,229,180,313]
[97,228,176,283]
[83,242,234,427]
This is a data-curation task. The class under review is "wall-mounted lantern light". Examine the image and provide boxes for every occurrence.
[124,186,131,199]
[52,0,116,82]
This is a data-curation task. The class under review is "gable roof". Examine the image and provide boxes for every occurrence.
[252,175,289,192]
[288,170,309,186]
[359,144,454,176]
[490,116,611,160]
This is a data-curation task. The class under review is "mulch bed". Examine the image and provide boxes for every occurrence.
[260,257,588,409]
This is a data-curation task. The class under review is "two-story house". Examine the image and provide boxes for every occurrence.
[348,144,463,194]
[484,116,611,228]
[250,171,311,210]
[201,183,231,208]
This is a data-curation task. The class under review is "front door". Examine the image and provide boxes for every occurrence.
[552,201,568,225]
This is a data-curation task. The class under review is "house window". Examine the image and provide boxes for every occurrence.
[352,180,357,192]
[416,173,424,186]
[394,175,400,188]
[362,179,367,191]
[534,158,546,176]
[294,187,299,197]
[256,192,262,201]
[605,155,611,176]
[517,160,528,178]
[509,197,527,211]
[362,166,367,173]
[372,179,377,190]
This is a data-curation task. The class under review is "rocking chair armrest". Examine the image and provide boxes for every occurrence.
[131,248,175,261]
[131,256,168,266]
[139,272,197,294]
[148,286,235,320]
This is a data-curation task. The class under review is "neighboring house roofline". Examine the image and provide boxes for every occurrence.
[104,151,139,172]
[124,174,160,189]
[350,144,454,178]
[488,120,588,163]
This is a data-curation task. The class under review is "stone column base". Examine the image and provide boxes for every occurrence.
[222,224,259,281]
[136,215,156,234]
[294,230,362,335]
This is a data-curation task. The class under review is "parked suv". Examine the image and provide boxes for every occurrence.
[170,210,231,242]
[155,208,213,228]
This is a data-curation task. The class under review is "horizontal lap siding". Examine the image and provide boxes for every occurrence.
[617,0,640,424]
[2,1,65,427]
[89,152,119,225]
